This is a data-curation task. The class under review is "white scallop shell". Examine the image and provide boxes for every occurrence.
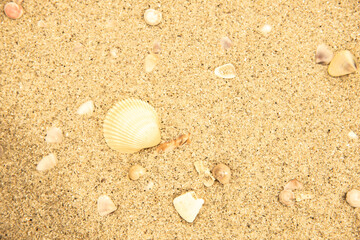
[103,98,161,153]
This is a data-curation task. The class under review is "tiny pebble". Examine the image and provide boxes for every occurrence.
[45,127,63,143]
[260,24,272,35]
[212,163,231,184]
[4,2,24,20]
[128,165,146,180]
[144,9,162,26]
[346,189,360,207]
[348,131,358,139]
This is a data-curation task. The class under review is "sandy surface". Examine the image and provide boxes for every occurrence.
[1,0,360,239]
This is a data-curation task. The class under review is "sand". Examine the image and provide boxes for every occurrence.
[1,0,360,239]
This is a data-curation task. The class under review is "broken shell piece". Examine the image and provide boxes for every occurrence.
[212,163,231,184]
[214,63,236,79]
[128,165,146,180]
[4,2,24,20]
[173,191,204,223]
[194,161,215,187]
[36,154,57,171]
[279,190,295,206]
[156,133,191,153]
[145,54,158,72]
[97,195,117,216]
[346,189,360,207]
[315,44,333,64]
[220,36,233,50]
[295,192,314,202]
[103,98,161,153]
[260,24,272,35]
[45,127,63,143]
[77,100,94,115]
[348,131,358,139]
[328,50,357,77]
[152,41,161,54]
[284,179,303,191]
[144,9,162,26]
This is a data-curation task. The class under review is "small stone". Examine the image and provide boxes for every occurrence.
[348,131,358,139]
[315,44,333,64]
[36,154,57,171]
[128,165,146,180]
[144,9,162,26]
[328,50,357,77]
[77,100,94,115]
[45,127,63,143]
[214,64,236,79]
[173,191,204,223]
[97,195,117,216]
[347,189,360,207]
[145,54,158,72]
[220,36,233,50]
[4,2,24,20]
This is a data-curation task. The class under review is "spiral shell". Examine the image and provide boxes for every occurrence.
[103,98,161,153]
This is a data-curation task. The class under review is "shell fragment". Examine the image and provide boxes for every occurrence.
[315,44,333,64]
[77,100,94,115]
[145,54,158,73]
[194,161,215,187]
[98,195,117,216]
[328,50,357,77]
[173,191,204,223]
[214,63,236,79]
[36,154,57,171]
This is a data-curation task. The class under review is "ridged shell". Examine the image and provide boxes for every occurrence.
[103,99,161,153]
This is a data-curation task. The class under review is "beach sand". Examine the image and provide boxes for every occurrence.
[1,0,360,239]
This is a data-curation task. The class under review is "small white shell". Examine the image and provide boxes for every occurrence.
[348,131,358,139]
[145,54,158,72]
[346,189,360,207]
[144,9,162,26]
[220,36,232,50]
[194,161,215,187]
[36,153,57,171]
[214,63,236,79]
[279,190,295,206]
[328,50,357,77]
[284,179,303,191]
[315,44,333,64]
[97,195,117,216]
[103,98,161,153]
[173,191,204,223]
[77,100,94,115]
[45,127,63,143]
[260,24,272,35]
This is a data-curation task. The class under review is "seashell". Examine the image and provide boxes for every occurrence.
[348,131,358,139]
[346,189,360,207]
[156,133,191,153]
[194,161,215,187]
[173,191,204,223]
[45,127,63,143]
[279,190,295,206]
[144,9,162,26]
[284,179,303,191]
[328,50,357,77]
[128,165,146,180]
[220,36,233,50]
[315,44,333,64]
[97,195,117,216]
[295,192,314,202]
[212,163,231,184]
[145,54,158,72]
[103,98,161,153]
[214,63,236,79]
[260,24,272,35]
[77,100,94,115]
[4,2,24,20]
[152,41,161,54]
[36,153,57,171]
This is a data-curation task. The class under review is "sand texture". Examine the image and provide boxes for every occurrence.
[1,0,360,239]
